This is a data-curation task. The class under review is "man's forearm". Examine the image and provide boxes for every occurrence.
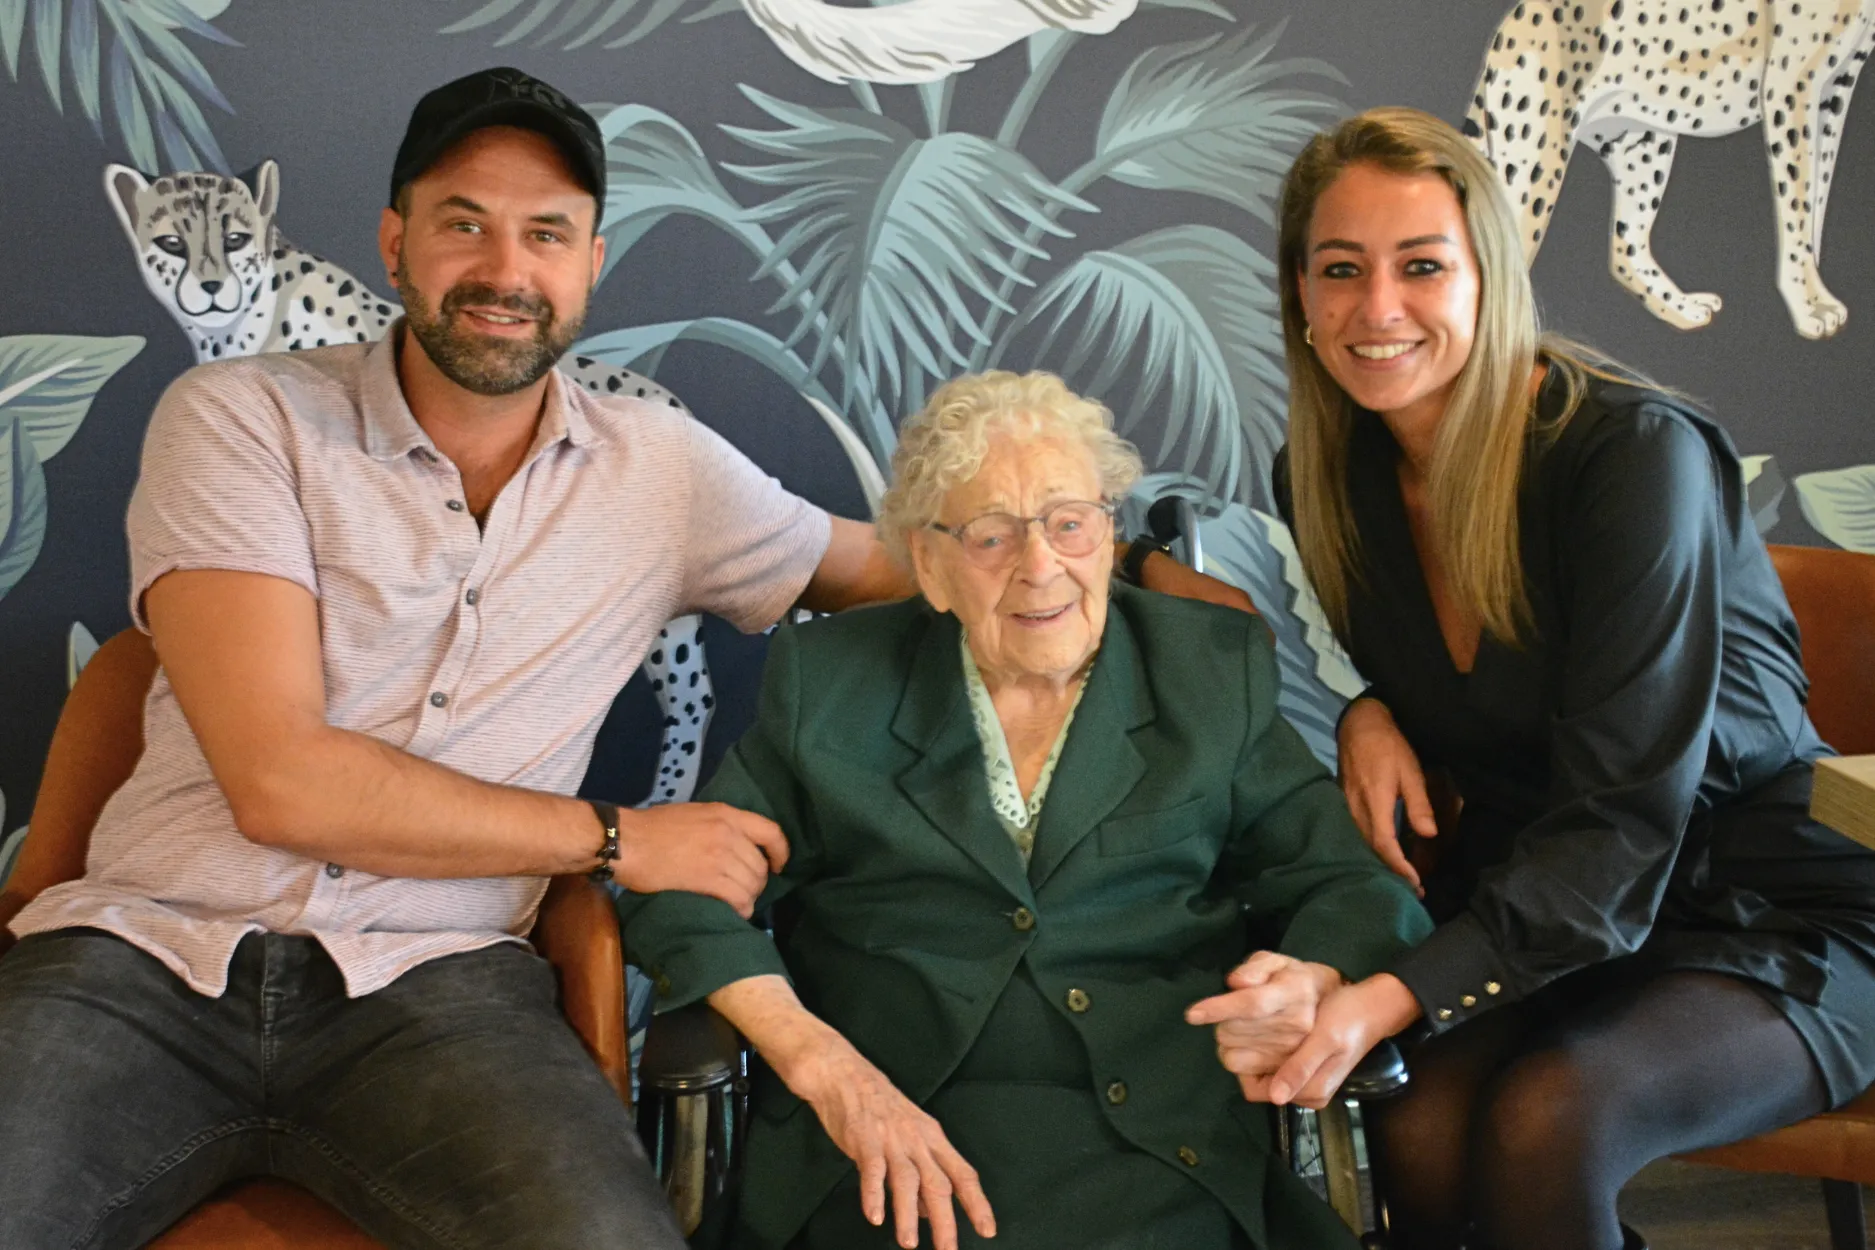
[230,723,602,878]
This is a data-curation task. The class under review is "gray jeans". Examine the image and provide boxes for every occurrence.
[0,928,685,1250]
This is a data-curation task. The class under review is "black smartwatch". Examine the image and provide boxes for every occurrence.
[1119,534,1172,586]
[587,800,621,885]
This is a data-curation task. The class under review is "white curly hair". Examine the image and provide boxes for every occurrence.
[877,370,1143,566]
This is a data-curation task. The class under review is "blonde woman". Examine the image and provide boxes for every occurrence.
[1261,108,1875,1250]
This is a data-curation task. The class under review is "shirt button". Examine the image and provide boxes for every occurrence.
[430,691,449,708]
[325,863,344,879]
[1436,1007,1454,1022]
[1011,907,1035,932]
[445,499,466,512]
[1177,1147,1200,1167]
[465,588,481,606]
[1485,981,1503,996]
[1460,994,1478,1008]
[1066,988,1091,1013]
[1106,1080,1128,1106]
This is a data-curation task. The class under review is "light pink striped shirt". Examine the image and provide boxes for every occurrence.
[10,330,830,997]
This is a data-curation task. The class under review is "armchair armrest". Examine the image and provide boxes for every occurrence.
[640,1000,743,1095]
[1340,1038,1409,1101]
[531,874,631,1106]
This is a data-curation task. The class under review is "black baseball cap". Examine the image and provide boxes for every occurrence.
[389,67,605,210]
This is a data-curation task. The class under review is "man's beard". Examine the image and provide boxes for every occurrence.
[395,254,585,396]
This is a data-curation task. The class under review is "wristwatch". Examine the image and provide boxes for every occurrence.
[1119,534,1172,586]
[587,800,621,885]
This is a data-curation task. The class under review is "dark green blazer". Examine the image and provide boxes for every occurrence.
[618,584,1431,1248]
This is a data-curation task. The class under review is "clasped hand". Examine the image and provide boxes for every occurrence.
[1187,952,1416,1110]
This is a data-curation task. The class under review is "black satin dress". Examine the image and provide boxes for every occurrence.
[1275,370,1875,1103]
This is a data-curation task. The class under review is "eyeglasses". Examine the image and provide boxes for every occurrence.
[928,500,1117,571]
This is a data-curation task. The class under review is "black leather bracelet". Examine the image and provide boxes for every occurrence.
[1119,535,1171,586]
[586,799,621,885]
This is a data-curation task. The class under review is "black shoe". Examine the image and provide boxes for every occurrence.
[1620,1224,1648,1250]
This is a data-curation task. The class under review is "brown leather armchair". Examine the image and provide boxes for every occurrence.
[1675,544,1875,1250]
[0,629,633,1249]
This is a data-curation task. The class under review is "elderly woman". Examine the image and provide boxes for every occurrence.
[618,371,1430,1250]
[1260,108,1875,1250]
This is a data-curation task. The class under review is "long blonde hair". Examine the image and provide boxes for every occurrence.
[1278,107,1635,645]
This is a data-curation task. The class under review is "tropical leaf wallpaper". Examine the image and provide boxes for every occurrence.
[0,0,1871,858]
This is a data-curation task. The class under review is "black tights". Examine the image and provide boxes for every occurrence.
[1367,970,1829,1250]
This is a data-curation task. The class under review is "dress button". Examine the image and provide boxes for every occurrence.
[430,691,449,708]
[1485,981,1503,996]
[1436,1007,1454,1022]
[1460,995,1477,1008]
[1106,1081,1128,1106]
[1066,988,1091,1013]
[445,499,466,512]
[465,588,480,606]
[325,863,344,879]
[1177,1147,1200,1167]
[1011,907,1035,932]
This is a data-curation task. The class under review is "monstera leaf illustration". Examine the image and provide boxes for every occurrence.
[724,87,1093,412]
[0,0,238,172]
[1795,465,1875,553]
[1002,226,1285,507]
[0,334,144,601]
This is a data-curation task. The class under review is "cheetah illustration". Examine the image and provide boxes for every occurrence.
[106,161,400,363]
[1464,0,1872,339]
[106,160,720,806]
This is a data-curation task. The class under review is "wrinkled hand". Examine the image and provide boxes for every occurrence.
[1245,974,1423,1110]
[1185,952,1344,1100]
[1337,698,1436,895]
[789,1040,996,1249]
[610,801,788,918]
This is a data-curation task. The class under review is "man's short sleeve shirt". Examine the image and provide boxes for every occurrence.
[9,332,831,996]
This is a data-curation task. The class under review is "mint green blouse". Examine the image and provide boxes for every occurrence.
[959,633,1090,862]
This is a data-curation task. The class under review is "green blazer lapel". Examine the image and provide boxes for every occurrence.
[1026,602,1155,889]
[891,607,1036,905]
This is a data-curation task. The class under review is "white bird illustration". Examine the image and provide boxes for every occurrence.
[740,0,1141,85]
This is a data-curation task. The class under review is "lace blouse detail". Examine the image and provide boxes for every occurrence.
[959,632,1090,862]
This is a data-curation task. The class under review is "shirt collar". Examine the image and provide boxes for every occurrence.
[361,320,596,462]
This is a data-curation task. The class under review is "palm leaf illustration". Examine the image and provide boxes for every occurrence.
[0,0,237,172]
[440,0,734,50]
[593,103,755,277]
[0,334,144,601]
[1795,465,1875,553]
[576,317,888,509]
[723,87,1093,413]
[1001,226,1283,506]
[1093,23,1341,224]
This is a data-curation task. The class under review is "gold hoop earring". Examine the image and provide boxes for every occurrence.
[1304,324,1314,346]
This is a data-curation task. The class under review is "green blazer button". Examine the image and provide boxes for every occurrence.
[1177,1146,1200,1167]
[1106,1081,1128,1106]
[1066,988,1091,1013]
[1011,907,1036,932]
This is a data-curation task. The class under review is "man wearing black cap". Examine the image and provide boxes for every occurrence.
[0,67,922,1249]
